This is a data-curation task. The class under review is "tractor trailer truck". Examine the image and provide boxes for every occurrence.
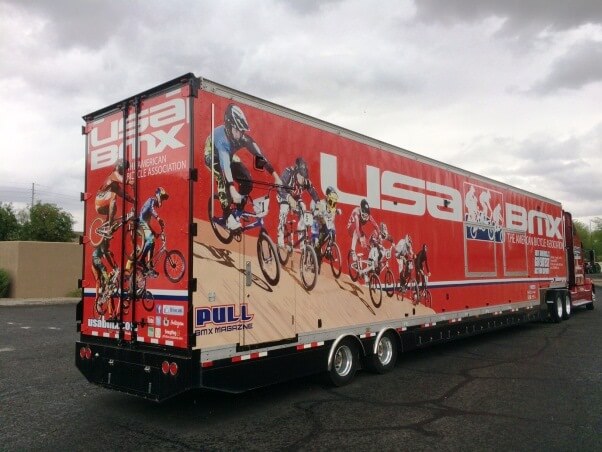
[76,73,595,401]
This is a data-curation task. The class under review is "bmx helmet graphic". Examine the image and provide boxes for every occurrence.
[156,187,169,205]
[360,199,370,221]
[325,186,338,211]
[115,159,128,175]
[224,104,250,132]
[295,157,309,179]
[380,222,389,239]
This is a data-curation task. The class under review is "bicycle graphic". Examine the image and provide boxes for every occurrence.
[208,188,280,286]
[278,205,319,291]
[89,208,135,247]
[315,225,342,279]
[348,246,383,308]
[134,228,186,283]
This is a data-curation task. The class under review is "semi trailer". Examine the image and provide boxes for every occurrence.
[76,73,595,401]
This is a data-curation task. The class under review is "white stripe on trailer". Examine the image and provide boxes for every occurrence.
[232,351,268,362]
[359,332,376,339]
[92,331,99,336]
[165,340,174,346]
[151,338,159,344]
[103,332,111,338]
[296,341,325,350]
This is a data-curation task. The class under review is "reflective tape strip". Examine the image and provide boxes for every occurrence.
[232,351,268,363]
[359,332,376,339]
[201,361,214,368]
[296,341,325,350]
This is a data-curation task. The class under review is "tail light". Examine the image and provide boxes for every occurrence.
[161,360,179,376]
[79,346,92,360]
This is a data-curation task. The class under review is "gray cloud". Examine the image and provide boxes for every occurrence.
[530,39,602,94]
[450,123,602,215]
[415,0,602,34]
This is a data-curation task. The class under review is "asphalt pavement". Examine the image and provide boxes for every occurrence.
[1,284,601,451]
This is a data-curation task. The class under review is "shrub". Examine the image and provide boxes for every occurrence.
[0,268,10,298]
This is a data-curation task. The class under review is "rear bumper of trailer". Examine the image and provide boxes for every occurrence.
[75,340,198,402]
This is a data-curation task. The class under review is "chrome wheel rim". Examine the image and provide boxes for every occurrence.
[377,336,393,366]
[556,298,563,318]
[334,345,353,377]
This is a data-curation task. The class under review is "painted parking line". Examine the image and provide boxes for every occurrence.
[0,347,15,353]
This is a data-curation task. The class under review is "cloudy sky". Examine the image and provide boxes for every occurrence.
[1,0,601,230]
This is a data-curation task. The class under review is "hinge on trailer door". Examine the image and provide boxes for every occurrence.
[190,222,198,237]
[189,168,198,182]
[187,77,200,97]
[189,278,197,292]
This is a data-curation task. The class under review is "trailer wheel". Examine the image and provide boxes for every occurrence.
[549,293,563,323]
[562,292,572,320]
[369,332,398,374]
[329,339,358,387]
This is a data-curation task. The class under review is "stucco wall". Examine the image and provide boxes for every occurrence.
[0,241,82,298]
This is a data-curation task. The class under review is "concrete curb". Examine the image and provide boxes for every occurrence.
[0,297,80,307]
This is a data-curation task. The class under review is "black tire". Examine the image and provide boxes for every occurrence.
[208,195,233,244]
[369,273,382,308]
[142,290,154,312]
[562,292,571,320]
[384,269,395,297]
[89,217,104,247]
[257,231,280,286]
[369,331,398,374]
[586,288,595,310]
[549,293,563,323]
[329,242,342,279]
[126,263,147,298]
[164,249,186,283]
[329,338,359,387]
[95,294,110,317]
[300,244,318,291]
[348,250,359,282]
[277,240,290,266]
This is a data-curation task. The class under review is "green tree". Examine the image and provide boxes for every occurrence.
[575,218,602,264]
[19,202,75,242]
[0,203,20,240]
